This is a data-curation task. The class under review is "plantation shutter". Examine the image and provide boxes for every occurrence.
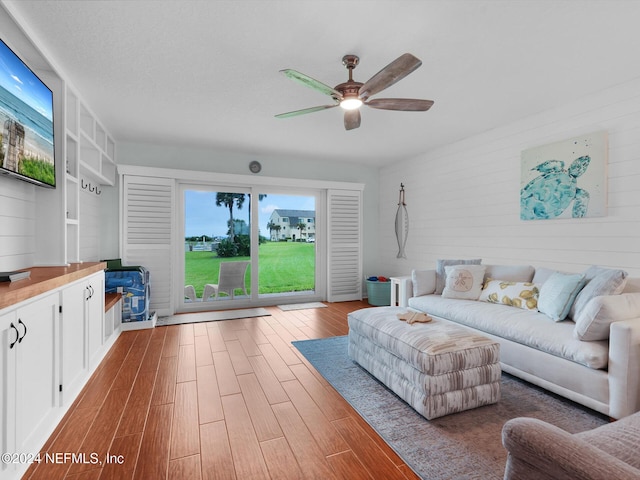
[122,175,175,317]
[327,189,363,302]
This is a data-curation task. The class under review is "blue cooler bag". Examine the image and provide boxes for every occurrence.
[104,260,150,322]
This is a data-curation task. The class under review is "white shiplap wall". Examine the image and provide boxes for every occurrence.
[0,176,36,271]
[378,77,640,279]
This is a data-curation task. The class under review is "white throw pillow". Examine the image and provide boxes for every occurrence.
[537,272,586,321]
[411,269,436,297]
[442,265,487,300]
[435,258,482,294]
[574,293,640,341]
[479,280,540,311]
[569,266,628,320]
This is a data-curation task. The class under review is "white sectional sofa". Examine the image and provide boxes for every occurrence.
[404,261,640,419]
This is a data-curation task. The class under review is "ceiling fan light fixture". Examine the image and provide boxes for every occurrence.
[276,53,432,130]
[340,97,363,110]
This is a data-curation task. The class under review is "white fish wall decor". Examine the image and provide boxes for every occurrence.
[395,183,409,259]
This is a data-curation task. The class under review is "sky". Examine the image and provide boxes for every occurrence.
[184,191,316,239]
[0,39,53,121]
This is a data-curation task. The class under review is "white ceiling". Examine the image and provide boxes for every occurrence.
[6,0,640,167]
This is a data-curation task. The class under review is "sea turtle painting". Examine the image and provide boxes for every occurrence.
[520,155,591,220]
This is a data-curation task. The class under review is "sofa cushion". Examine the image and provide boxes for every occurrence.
[532,267,559,285]
[484,265,535,283]
[479,280,539,311]
[570,266,628,320]
[411,269,436,297]
[622,277,640,293]
[574,293,640,341]
[407,294,609,369]
[435,258,482,294]
[538,272,586,321]
[442,264,486,300]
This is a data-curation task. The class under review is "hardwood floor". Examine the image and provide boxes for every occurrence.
[24,301,419,480]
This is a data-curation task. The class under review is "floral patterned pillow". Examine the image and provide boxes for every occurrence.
[479,279,540,311]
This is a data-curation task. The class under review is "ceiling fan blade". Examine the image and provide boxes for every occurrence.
[275,104,338,118]
[344,109,361,130]
[280,69,343,98]
[365,98,434,111]
[359,53,422,100]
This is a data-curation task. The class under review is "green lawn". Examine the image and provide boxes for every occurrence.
[184,241,315,298]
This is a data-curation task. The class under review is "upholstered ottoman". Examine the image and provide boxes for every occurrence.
[348,306,501,420]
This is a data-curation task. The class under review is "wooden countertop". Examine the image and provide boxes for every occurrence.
[0,262,107,310]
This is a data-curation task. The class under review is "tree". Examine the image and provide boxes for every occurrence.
[229,219,248,236]
[215,193,245,242]
[296,221,307,241]
[245,193,267,231]
[266,221,277,240]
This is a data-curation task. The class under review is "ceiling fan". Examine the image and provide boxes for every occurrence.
[275,53,434,130]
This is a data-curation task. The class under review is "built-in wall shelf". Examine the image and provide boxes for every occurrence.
[68,88,116,187]
[64,85,116,264]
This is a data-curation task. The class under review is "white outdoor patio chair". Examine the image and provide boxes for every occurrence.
[184,285,197,302]
[203,261,250,300]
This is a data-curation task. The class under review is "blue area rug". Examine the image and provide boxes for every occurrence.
[292,335,608,480]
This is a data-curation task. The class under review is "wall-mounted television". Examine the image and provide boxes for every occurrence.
[0,38,55,188]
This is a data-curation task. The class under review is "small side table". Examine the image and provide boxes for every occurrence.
[390,276,412,307]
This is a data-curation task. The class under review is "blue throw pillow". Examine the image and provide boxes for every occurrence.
[569,266,628,320]
[538,272,586,321]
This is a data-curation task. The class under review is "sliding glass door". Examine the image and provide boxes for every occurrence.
[179,184,320,311]
[183,186,252,305]
[258,193,316,298]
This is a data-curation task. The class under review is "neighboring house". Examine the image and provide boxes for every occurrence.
[268,209,315,241]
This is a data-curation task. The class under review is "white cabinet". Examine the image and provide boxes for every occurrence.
[59,280,88,402]
[0,293,59,476]
[59,271,105,403]
[0,264,115,480]
[14,294,59,455]
[86,273,105,368]
[0,309,17,477]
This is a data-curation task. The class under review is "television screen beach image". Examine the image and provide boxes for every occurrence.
[0,38,55,187]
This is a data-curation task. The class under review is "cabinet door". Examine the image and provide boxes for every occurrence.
[87,273,105,368]
[0,309,18,476]
[14,293,59,455]
[60,280,87,402]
